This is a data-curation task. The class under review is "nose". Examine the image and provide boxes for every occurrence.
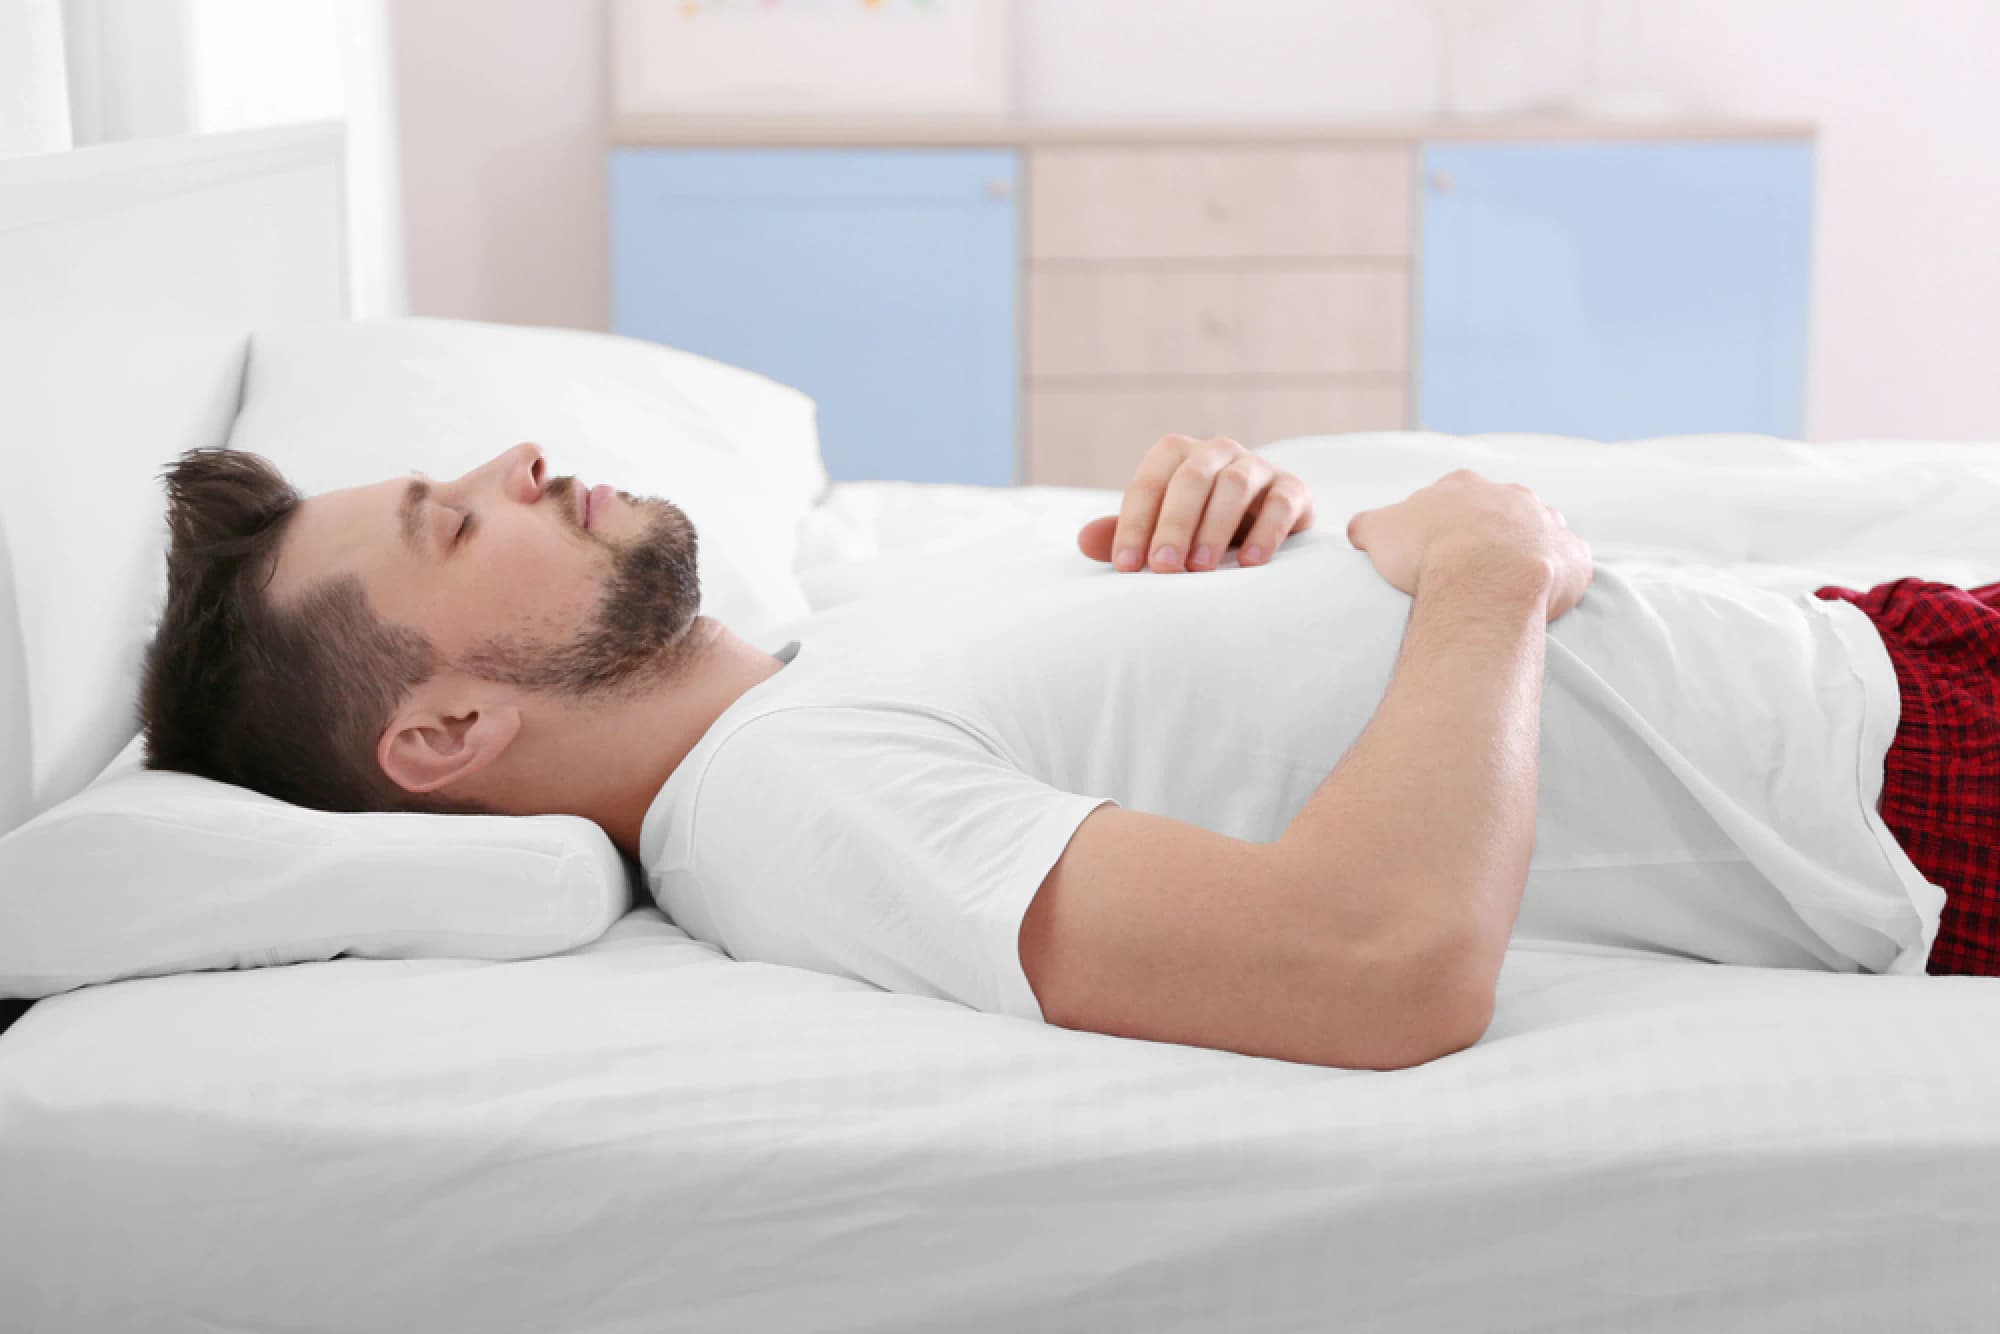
[469,441,547,505]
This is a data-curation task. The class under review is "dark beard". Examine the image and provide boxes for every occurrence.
[457,486,706,699]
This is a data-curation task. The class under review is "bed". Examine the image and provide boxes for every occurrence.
[5,125,2000,1334]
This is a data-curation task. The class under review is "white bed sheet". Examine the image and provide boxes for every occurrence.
[7,431,2000,1333]
[786,430,2000,623]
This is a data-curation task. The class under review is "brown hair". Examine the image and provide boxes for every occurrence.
[139,448,443,813]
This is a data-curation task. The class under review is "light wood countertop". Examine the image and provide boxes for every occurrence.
[610,114,1818,148]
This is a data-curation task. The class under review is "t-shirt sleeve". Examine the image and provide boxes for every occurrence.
[673,705,1117,1023]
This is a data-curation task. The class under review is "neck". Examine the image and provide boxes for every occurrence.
[486,616,788,859]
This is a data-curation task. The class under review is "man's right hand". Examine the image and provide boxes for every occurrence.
[1345,469,1595,621]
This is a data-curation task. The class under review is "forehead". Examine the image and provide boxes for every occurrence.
[266,476,409,608]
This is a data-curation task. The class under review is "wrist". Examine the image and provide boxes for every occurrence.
[1416,536,1557,612]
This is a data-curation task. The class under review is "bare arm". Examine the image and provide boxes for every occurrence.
[1020,558,1549,1071]
[1263,542,1556,1057]
[1023,466,1589,1072]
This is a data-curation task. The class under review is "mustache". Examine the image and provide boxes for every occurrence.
[542,475,586,535]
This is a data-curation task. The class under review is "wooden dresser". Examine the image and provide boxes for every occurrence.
[609,118,1815,490]
[1025,143,1413,488]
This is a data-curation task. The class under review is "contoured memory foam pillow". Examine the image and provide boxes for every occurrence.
[3,317,822,998]
[0,739,631,1000]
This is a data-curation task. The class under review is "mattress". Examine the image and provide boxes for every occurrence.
[6,431,2000,1333]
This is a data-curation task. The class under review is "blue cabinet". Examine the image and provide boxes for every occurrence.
[610,147,1021,485]
[1417,140,1814,440]
[610,133,1818,484]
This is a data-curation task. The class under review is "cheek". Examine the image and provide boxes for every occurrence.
[497,542,606,636]
[426,541,607,650]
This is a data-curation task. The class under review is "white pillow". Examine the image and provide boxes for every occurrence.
[0,509,30,832]
[227,316,829,644]
[0,739,633,1000]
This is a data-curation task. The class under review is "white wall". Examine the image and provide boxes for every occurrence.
[389,0,608,332]
[1618,0,2000,442]
[389,0,2000,441]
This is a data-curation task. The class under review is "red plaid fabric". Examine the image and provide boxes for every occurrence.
[1814,578,2000,977]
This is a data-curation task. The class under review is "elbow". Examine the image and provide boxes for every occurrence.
[1400,928,1497,1066]
[1362,992,1492,1072]
[1350,991,1490,1072]
[1327,930,1497,1072]
[1423,981,1496,1063]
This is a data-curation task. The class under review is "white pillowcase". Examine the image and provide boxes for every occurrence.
[228,316,829,644]
[0,739,632,1000]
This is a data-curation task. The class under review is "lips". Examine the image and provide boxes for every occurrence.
[588,484,616,528]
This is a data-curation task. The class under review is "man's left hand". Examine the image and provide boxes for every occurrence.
[1077,434,1315,573]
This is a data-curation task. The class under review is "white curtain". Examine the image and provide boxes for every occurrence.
[329,0,407,321]
[0,0,73,156]
[51,0,406,318]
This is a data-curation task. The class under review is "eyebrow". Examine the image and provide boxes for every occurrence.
[399,478,431,555]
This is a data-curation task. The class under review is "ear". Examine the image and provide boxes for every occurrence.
[377,689,523,797]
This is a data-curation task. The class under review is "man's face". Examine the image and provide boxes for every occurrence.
[268,442,703,698]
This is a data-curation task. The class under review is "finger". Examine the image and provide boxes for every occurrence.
[1237,474,1312,565]
[1346,507,1374,550]
[1187,454,1272,570]
[1290,488,1316,534]
[1076,514,1119,562]
[1110,435,1199,571]
[1548,505,1567,528]
[1148,438,1244,573]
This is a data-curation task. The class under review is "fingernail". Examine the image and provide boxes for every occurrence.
[1115,547,1139,570]
[1153,546,1178,569]
[1192,544,1213,568]
[1242,545,1265,565]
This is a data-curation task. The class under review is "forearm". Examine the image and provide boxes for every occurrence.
[1271,545,1552,999]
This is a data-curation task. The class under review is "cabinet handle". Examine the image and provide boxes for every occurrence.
[985,177,1012,200]
[1428,171,1456,194]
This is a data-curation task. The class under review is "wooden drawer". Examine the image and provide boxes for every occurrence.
[1026,381,1409,489]
[1029,268,1408,378]
[1029,145,1413,261]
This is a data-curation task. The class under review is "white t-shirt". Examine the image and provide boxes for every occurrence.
[640,531,1945,1023]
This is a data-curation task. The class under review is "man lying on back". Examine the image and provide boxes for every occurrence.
[139,434,1989,1070]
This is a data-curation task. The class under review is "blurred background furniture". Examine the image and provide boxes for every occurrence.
[610,118,1814,488]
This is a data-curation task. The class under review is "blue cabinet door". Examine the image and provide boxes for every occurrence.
[1417,140,1813,440]
[611,147,1020,485]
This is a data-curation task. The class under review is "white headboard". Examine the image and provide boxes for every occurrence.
[0,122,348,835]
